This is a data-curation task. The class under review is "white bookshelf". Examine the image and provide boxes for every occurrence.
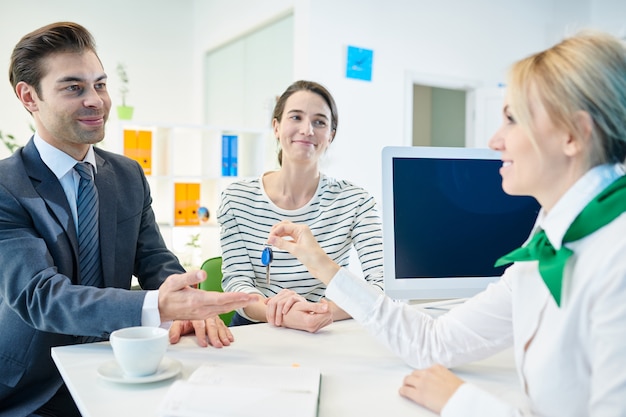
[104,122,274,268]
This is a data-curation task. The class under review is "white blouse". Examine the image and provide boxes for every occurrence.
[326,164,626,416]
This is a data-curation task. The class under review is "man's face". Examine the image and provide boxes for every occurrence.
[27,50,111,159]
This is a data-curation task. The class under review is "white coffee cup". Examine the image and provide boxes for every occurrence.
[109,326,169,377]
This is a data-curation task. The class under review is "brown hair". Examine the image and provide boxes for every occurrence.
[507,31,626,165]
[9,22,98,99]
[273,80,339,165]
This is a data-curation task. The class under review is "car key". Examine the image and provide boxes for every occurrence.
[261,245,273,284]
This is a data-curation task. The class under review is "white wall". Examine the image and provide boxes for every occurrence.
[550,0,626,41]
[591,0,626,36]
[189,0,294,124]
[286,0,555,205]
[203,14,293,129]
[272,0,625,205]
[2,0,625,204]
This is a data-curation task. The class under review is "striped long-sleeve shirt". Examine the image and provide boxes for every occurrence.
[218,173,384,310]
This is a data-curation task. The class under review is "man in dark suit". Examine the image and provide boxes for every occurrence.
[0,22,254,416]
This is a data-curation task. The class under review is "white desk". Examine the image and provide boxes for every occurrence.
[52,319,526,416]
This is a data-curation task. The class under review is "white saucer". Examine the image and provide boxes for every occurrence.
[97,357,182,384]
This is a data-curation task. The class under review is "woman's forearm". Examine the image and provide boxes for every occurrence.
[242,299,269,322]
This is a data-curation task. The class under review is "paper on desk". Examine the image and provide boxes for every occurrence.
[158,363,321,417]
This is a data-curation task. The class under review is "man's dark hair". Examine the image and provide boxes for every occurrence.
[9,21,97,98]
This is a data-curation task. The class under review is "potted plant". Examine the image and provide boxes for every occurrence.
[182,233,202,270]
[0,130,20,154]
[116,62,134,120]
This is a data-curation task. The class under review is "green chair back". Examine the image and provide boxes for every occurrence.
[198,256,235,325]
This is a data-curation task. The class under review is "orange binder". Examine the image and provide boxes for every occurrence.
[186,183,201,226]
[123,129,138,161]
[174,183,188,226]
[123,129,152,175]
[136,130,152,175]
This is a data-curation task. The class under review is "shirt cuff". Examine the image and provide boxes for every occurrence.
[442,383,517,417]
[142,290,170,328]
[325,267,383,323]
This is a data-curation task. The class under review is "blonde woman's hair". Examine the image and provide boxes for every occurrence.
[507,31,626,165]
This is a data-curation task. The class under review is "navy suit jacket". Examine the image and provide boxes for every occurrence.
[0,139,185,415]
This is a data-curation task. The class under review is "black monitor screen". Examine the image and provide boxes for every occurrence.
[392,157,540,279]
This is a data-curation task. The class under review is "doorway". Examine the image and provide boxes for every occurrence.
[412,85,465,147]
[405,73,505,149]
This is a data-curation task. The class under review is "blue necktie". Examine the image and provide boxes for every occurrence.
[74,162,103,288]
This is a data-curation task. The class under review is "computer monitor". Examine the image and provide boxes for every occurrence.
[381,146,540,300]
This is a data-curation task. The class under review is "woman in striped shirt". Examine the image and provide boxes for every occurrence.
[218,80,384,332]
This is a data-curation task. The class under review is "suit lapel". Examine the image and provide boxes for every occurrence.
[94,151,118,287]
[21,139,80,253]
[22,141,120,287]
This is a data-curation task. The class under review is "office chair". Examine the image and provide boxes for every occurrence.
[199,256,235,325]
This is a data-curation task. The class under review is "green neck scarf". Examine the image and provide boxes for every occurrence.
[495,175,626,307]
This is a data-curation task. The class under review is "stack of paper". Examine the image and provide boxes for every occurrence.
[158,364,321,417]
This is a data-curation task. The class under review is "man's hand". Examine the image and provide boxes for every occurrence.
[169,317,234,348]
[158,270,255,322]
[398,364,464,414]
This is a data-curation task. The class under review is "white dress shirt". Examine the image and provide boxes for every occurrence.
[326,163,626,416]
[33,134,161,327]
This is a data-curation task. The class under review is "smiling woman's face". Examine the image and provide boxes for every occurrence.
[272,90,334,167]
[488,89,574,211]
